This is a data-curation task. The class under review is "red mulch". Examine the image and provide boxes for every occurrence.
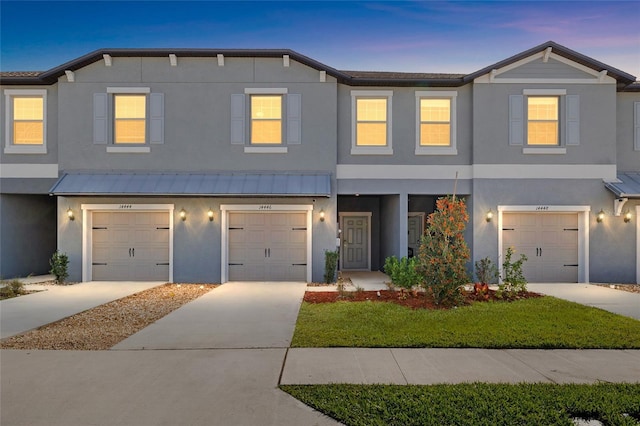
[303,289,543,310]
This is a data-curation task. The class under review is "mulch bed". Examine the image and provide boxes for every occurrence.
[303,289,543,310]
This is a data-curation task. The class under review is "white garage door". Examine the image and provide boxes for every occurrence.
[228,212,307,281]
[92,212,170,281]
[502,213,578,283]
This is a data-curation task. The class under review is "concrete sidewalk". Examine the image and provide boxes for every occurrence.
[0,281,165,338]
[528,283,640,320]
[281,348,640,385]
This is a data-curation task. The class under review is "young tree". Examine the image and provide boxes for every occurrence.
[417,195,470,306]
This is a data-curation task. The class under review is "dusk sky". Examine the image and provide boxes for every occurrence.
[1,1,639,77]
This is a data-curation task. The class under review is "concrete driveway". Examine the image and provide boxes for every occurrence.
[528,283,640,320]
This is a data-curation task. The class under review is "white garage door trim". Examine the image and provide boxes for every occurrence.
[220,204,313,283]
[498,205,590,283]
[81,204,174,282]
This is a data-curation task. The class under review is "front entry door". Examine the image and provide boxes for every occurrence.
[408,213,424,258]
[341,215,369,270]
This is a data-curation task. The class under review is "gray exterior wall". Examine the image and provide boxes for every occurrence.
[56,57,337,174]
[57,195,336,283]
[0,194,57,279]
[616,92,640,171]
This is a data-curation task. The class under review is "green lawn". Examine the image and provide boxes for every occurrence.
[291,296,640,348]
[281,383,640,426]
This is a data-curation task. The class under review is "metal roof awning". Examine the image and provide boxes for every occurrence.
[49,172,332,197]
[605,172,640,198]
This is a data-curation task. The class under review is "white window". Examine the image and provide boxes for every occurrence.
[4,89,47,154]
[230,88,301,153]
[509,89,579,154]
[415,91,457,155]
[351,90,393,155]
[94,88,164,152]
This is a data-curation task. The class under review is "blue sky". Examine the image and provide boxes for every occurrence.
[1,1,639,76]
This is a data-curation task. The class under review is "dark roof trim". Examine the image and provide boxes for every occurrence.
[2,41,636,88]
[49,172,332,197]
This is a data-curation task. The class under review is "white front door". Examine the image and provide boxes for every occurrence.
[341,214,370,270]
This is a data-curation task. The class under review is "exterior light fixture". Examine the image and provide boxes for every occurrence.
[67,208,75,221]
[179,208,187,221]
[485,209,493,222]
[208,208,214,222]
[319,209,325,222]
[596,210,605,223]
[624,211,632,223]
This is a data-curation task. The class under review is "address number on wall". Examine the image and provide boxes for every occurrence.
[258,205,272,210]
[536,206,549,211]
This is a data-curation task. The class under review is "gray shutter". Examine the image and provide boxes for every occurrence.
[230,94,245,145]
[635,102,640,151]
[566,95,580,146]
[286,94,301,144]
[93,93,108,144]
[150,93,164,144]
[509,95,524,146]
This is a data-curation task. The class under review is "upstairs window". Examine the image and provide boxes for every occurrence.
[114,94,146,144]
[527,96,558,145]
[351,91,393,155]
[251,95,282,144]
[415,91,457,155]
[4,89,47,154]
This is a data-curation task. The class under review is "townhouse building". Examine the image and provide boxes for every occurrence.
[1,41,639,284]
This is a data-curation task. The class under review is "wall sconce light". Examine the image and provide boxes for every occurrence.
[624,211,632,223]
[207,208,214,222]
[319,209,325,222]
[179,208,187,221]
[67,208,75,221]
[485,209,493,222]
[596,210,605,223]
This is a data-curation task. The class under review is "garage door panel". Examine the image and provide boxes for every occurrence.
[228,211,307,281]
[503,213,578,283]
[91,211,170,281]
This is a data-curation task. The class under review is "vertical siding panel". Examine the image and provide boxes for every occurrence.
[509,95,524,146]
[149,93,164,144]
[93,93,108,144]
[287,94,301,144]
[566,95,580,146]
[230,94,245,145]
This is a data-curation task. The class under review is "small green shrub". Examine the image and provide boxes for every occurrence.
[0,280,26,299]
[497,247,528,299]
[384,256,421,290]
[324,250,339,284]
[49,251,69,285]
[474,257,498,284]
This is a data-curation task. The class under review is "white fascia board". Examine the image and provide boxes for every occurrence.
[336,164,617,180]
[0,163,58,178]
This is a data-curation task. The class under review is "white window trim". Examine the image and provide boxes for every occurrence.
[219,204,313,283]
[524,89,564,149]
[107,87,151,94]
[80,203,174,283]
[244,88,288,95]
[4,89,47,154]
[244,89,288,146]
[497,205,590,283]
[351,90,393,155]
[415,91,457,155]
[243,147,288,154]
[106,146,151,153]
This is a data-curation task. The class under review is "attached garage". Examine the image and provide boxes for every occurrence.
[498,206,589,283]
[222,205,313,282]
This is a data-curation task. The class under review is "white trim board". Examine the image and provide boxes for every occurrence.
[336,164,617,180]
[80,204,175,283]
[497,205,590,283]
[219,204,313,283]
[0,163,58,178]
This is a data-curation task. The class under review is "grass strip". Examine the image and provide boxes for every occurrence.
[291,296,640,348]
[281,383,640,426]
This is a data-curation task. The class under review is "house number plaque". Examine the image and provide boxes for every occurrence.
[536,206,549,211]
[258,205,272,210]
[119,204,133,209]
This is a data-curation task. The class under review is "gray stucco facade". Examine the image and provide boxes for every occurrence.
[2,41,639,283]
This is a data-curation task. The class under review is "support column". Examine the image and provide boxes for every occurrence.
[398,192,408,258]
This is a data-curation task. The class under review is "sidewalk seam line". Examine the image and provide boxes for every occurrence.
[278,347,289,386]
[390,349,409,385]
[502,349,558,384]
